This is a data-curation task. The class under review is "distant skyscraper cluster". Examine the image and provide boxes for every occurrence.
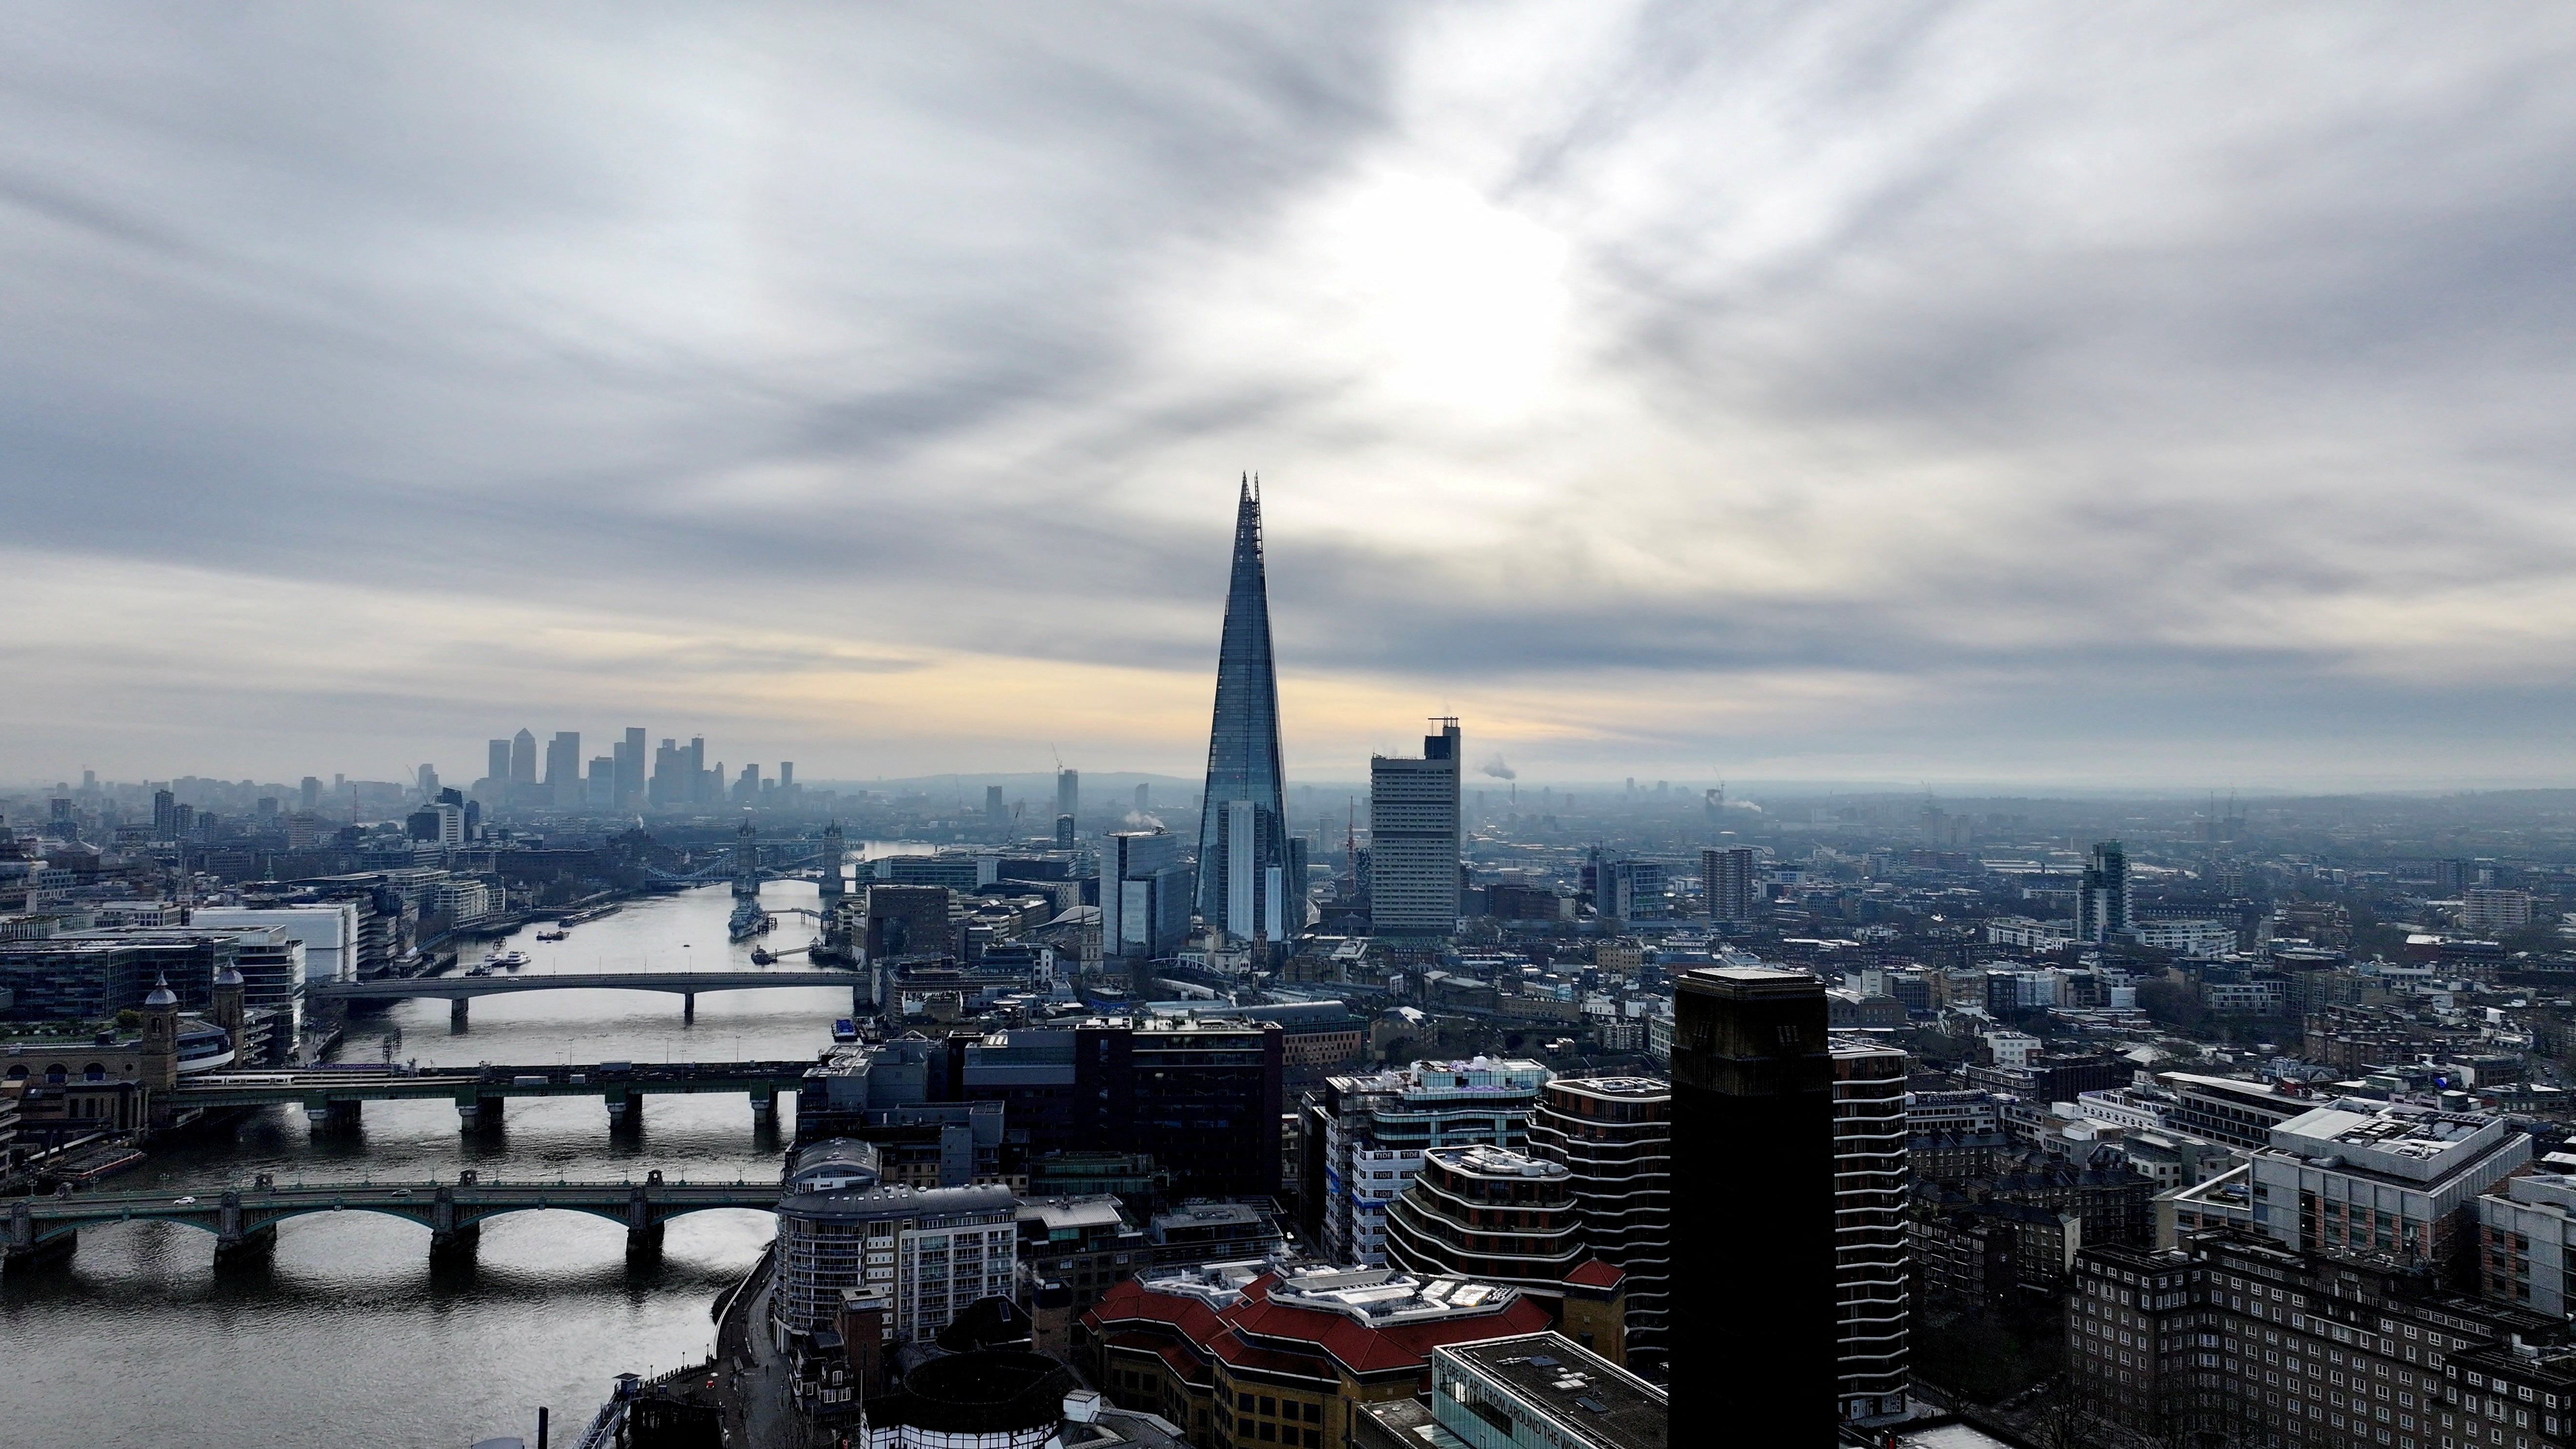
[453,725,807,817]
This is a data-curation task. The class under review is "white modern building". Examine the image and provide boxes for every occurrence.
[2249,1103,2529,1262]
[1312,1056,1550,1267]
[193,902,359,984]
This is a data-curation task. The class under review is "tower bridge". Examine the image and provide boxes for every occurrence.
[2,1173,781,1272]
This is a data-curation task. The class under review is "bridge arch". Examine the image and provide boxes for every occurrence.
[23,1196,780,1249]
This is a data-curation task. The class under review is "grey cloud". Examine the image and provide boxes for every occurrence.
[8,2,2576,782]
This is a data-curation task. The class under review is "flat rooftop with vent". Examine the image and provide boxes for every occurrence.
[1430,1331,1667,1449]
[2267,1104,2512,1183]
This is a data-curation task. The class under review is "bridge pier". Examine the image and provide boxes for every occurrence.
[214,1223,277,1268]
[457,1094,505,1132]
[4,1200,74,1276]
[430,1186,478,1256]
[450,997,469,1029]
[749,1085,776,1126]
[607,1089,643,1130]
[625,1184,663,1257]
[304,1099,362,1131]
[682,992,696,1024]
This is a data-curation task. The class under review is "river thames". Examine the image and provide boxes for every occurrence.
[2,869,894,1449]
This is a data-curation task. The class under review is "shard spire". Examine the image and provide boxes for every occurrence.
[1196,474,1289,931]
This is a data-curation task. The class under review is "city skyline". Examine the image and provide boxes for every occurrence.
[8,8,2576,787]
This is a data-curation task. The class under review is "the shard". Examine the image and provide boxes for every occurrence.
[1195,475,1292,942]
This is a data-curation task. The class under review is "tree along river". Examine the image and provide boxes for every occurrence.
[3,866,902,1449]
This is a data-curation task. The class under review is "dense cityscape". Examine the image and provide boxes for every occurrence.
[10,8,2573,1449]
[14,481,2576,1449]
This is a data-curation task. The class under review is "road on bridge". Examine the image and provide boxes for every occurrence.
[5,1174,784,1269]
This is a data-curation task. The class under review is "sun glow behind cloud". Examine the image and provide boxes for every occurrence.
[7,3,2576,787]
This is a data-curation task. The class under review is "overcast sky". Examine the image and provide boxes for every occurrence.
[8,2,2576,791]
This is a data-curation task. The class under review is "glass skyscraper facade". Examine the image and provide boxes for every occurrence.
[1194,477,1290,940]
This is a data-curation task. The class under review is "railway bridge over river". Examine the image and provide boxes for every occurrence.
[172,1059,816,1130]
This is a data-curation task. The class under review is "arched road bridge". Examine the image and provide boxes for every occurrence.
[170,1059,819,1131]
[309,968,869,1025]
[2,1174,781,1273]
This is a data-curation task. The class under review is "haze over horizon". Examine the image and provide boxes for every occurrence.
[10,4,2576,789]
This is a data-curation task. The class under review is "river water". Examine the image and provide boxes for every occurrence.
[3,868,899,1449]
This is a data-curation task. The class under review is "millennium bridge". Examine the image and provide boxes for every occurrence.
[310,968,869,1024]
[2,1172,781,1272]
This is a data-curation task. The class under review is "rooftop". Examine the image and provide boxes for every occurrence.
[1424,1145,1568,1181]
[1019,1196,1130,1231]
[1434,1332,1667,1449]
[2267,1104,2514,1183]
[1544,1075,1668,1100]
[1263,1266,1518,1325]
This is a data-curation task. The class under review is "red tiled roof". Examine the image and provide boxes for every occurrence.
[1101,1330,1211,1384]
[1089,1270,1550,1382]
[1563,1259,1627,1290]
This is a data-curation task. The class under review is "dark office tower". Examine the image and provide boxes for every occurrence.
[984,785,1007,833]
[1134,783,1149,813]
[487,738,511,785]
[153,788,177,839]
[1529,1076,1671,1371]
[2078,839,2131,943]
[1056,768,1078,825]
[687,737,709,805]
[1670,966,1835,1443]
[299,776,322,812]
[508,729,538,788]
[1700,845,1757,924]
[616,727,647,808]
[1073,1016,1284,1197]
[1054,815,1074,848]
[1194,476,1289,939]
[545,730,581,807]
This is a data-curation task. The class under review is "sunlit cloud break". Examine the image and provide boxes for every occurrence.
[6,3,2576,787]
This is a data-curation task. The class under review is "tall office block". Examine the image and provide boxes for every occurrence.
[1529,1075,1671,1370]
[616,726,647,808]
[1701,845,1757,923]
[1056,768,1079,825]
[544,730,582,806]
[585,755,615,808]
[2078,839,2131,942]
[1311,1057,1551,1268]
[986,785,1007,833]
[1831,1035,1911,1423]
[1102,830,1193,974]
[1194,477,1289,942]
[1597,859,1666,922]
[1368,718,1462,937]
[508,729,538,790]
[487,738,511,786]
[1670,966,1835,1443]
